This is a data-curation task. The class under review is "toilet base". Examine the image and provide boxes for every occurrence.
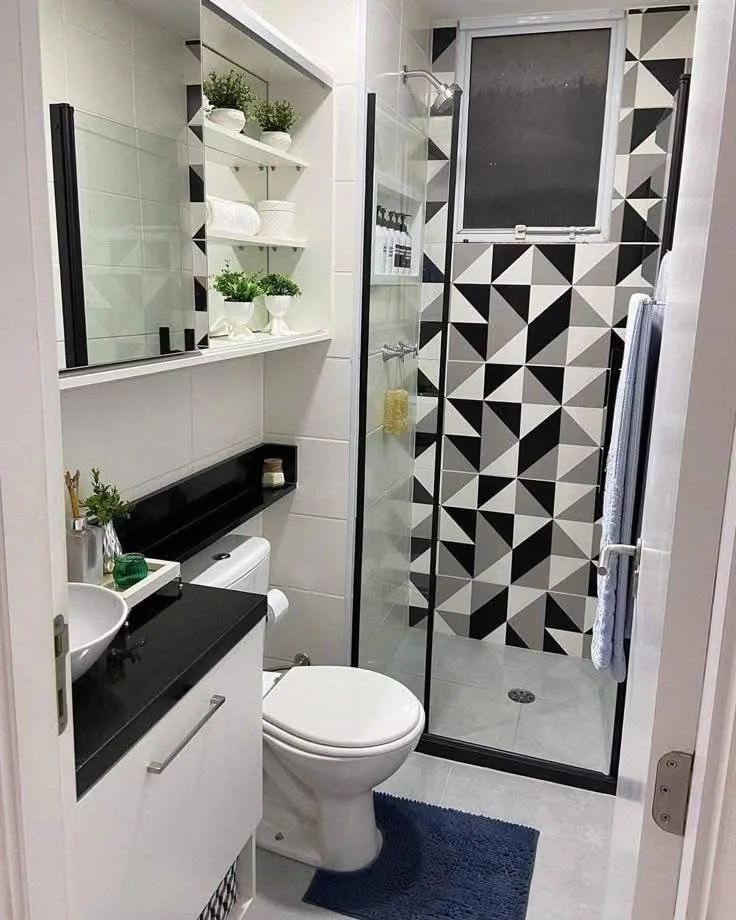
[258,785,382,872]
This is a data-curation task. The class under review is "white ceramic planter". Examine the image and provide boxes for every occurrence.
[208,108,246,133]
[224,300,255,336]
[264,295,293,337]
[260,130,292,151]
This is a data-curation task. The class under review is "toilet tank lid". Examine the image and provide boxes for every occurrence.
[182,535,270,589]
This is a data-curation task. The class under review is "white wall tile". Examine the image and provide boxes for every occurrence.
[65,25,135,125]
[39,6,67,101]
[60,386,107,497]
[366,0,401,109]
[263,509,348,596]
[265,350,352,440]
[333,84,360,182]
[329,271,357,359]
[332,181,358,273]
[285,437,350,519]
[190,358,264,459]
[101,372,192,492]
[265,587,348,665]
[64,0,133,46]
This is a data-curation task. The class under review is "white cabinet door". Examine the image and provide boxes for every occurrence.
[75,621,264,920]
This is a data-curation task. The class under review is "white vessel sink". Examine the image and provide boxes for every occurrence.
[68,583,129,681]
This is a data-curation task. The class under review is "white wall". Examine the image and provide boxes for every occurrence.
[60,359,264,498]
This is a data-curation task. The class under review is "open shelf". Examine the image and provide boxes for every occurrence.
[204,123,309,171]
[207,231,307,250]
[59,331,331,390]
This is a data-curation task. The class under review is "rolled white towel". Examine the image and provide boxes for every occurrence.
[206,196,260,237]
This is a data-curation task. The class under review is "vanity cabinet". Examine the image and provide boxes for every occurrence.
[74,621,264,920]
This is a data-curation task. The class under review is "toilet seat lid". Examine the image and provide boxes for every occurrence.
[262,666,422,748]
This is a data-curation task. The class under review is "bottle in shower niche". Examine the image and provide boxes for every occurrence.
[385,211,398,275]
[374,206,388,276]
[399,213,412,275]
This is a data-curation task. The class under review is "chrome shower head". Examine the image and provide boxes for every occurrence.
[401,66,461,112]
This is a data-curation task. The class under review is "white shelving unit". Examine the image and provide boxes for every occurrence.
[207,231,307,250]
[59,331,332,391]
[204,123,308,171]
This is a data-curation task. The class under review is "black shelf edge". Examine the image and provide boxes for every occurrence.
[117,442,297,563]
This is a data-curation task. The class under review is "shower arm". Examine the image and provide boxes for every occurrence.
[401,66,449,95]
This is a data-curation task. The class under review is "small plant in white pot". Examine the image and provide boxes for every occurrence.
[203,70,253,134]
[253,98,299,152]
[211,262,262,337]
[261,273,302,336]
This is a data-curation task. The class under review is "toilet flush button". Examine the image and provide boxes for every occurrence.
[212,552,231,560]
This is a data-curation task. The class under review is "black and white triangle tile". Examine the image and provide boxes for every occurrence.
[410,9,696,654]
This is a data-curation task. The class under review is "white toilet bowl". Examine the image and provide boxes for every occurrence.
[182,535,425,872]
[258,666,424,871]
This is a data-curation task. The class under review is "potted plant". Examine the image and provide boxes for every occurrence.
[203,70,253,134]
[253,98,299,151]
[260,273,302,336]
[82,468,133,574]
[211,262,262,336]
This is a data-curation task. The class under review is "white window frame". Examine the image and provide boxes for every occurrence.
[454,10,626,244]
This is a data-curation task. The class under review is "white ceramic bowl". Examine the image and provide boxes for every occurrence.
[68,583,128,681]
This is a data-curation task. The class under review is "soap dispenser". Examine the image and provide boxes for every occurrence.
[66,516,103,585]
[385,211,398,275]
[399,213,412,275]
[374,206,387,276]
[65,469,103,585]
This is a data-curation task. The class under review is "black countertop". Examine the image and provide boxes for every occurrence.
[72,581,266,798]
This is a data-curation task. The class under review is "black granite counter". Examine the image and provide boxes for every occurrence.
[72,581,266,798]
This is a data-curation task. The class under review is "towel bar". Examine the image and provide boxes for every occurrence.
[598,540,642,577]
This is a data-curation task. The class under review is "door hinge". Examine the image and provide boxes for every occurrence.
[53,614,69,735]
[652,751,694,835]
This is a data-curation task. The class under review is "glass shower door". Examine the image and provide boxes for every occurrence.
[354,94,431,702]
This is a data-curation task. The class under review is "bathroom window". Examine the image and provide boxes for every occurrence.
[455,14,625,242]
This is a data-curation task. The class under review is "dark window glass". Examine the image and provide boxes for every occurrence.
[463,28,611,230]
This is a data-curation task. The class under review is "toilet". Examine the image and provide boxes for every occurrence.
[182,534,424,872]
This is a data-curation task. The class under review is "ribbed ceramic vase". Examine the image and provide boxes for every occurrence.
[100,521,123,575]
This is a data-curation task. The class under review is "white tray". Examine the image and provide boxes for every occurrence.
[103,558,181,609]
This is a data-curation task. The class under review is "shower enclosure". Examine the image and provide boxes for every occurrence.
[353,9,694,793]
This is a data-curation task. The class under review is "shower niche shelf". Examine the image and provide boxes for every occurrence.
[371,171,425,285]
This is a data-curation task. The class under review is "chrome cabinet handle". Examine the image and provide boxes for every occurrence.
[147,695,226,775]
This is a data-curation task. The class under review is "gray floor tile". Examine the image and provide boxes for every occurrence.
[246,754,614,920]
[373,625,617,772]
[513,697,608,773]
[377,751,451,804]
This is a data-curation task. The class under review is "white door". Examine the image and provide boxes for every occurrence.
[0,0,74,918]
[605,0,736,915]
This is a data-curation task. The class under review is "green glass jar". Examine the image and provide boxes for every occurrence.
[113,553,148,590]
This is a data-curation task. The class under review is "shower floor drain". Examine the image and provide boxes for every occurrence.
[508,688,536,704]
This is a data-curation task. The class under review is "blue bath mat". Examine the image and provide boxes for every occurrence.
[303,792,539,920]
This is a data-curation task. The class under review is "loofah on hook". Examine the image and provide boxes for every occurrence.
[383,388,409,435]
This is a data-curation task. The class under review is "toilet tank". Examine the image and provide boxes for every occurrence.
[181,535,271,594]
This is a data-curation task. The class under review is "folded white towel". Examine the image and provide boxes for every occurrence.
[206,196,260,237]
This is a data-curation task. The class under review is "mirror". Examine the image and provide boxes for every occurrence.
[43,0,203,370]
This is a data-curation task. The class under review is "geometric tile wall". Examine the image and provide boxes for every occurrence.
[410,8,696,656]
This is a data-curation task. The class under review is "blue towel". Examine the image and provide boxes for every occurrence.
[593,292,663,680]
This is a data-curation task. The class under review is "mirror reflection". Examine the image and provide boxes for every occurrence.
[44,0,202,370]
